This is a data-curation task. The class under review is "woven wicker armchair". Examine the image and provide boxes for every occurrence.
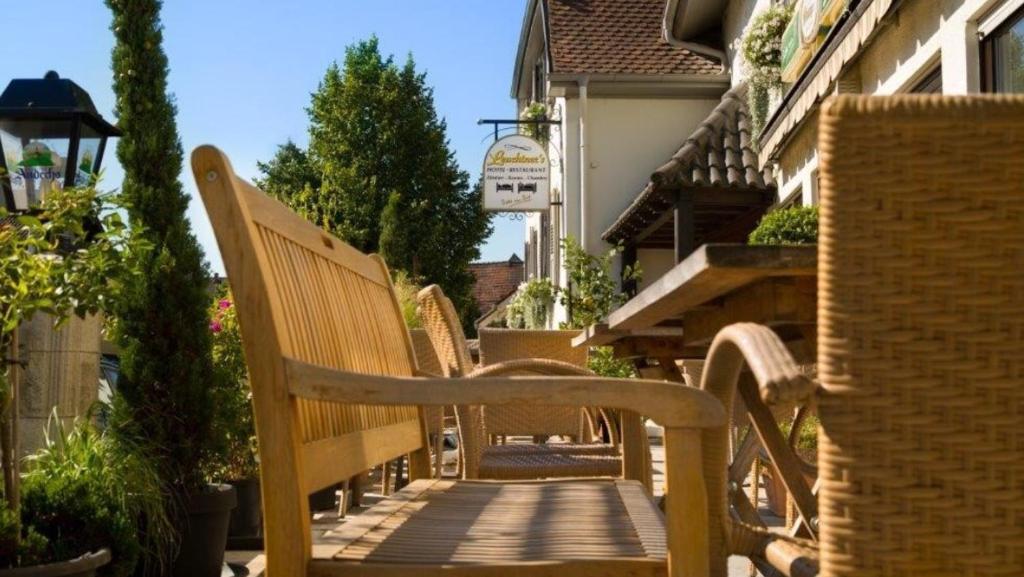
[408,329,449,478]
[416,285,624,481]
[698,94,1024,577]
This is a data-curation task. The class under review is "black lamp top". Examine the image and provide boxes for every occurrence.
[0,71,120,136]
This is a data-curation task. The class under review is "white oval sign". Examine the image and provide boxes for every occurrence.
[482,134,550,212]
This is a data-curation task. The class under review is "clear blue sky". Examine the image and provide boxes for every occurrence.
[4,1,528,273]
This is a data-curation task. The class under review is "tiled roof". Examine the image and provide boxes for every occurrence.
[546,0,722,76]
[603,84,775,245]
[469,255,524,316]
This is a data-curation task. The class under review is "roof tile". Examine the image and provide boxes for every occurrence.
[546,0,721,76]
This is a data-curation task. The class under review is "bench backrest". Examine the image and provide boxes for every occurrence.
[817,95,1024,577]
[192,146,429,570]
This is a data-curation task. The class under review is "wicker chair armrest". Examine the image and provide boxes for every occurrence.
[702,323,817,407]
[467,358,594,378]
[284,357,726,429]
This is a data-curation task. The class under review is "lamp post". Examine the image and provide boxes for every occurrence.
[0,71,120,213]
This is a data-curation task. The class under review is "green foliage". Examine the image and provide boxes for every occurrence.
[558,237,639,330]
[587,347,637,379]
[780,414,819,460]
[107,0,224,504]
[205,287,259,482]
[257,37,492,330]
[519,102,550,143]
[742,4,792,137]
[0,184,143,553]
[748,206,818,245]
[505,278,556,329]
[391,271,423,329]
[0,508,47,569]
[17,414,174,576]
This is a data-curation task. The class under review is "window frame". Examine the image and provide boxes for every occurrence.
[981,3,1024,93]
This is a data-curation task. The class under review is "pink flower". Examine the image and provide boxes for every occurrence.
[219,299,232,310]
[210,321,223,333]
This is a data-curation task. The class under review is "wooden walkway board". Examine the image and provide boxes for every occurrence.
[608,244,816,331]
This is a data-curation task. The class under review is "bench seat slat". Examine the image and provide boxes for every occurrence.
[312,479,666,571]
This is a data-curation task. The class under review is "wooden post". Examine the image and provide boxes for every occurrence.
[674,189,696,263]
[622,243,638,296]
[664,427,710,577]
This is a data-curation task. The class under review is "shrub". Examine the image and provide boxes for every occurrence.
[587,347,637,379]
[18,414,173,576]
[748,206,818,245]
[559,237,639,330]
[206,288,259,483]
[505,278,556,329]
[392,271,423,329]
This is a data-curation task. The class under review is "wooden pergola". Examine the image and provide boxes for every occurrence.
[602,86,776,285]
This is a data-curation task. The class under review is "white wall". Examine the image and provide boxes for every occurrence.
[637,249,676,291]
[582,97,719,255]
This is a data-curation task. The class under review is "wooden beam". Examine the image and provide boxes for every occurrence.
[674,189,696,263]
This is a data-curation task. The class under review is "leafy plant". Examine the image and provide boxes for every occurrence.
[392,271,423,329]
[748,206,818,245]
[587,346,637,379]
[559,237,639,330]
[17,412,174,576]
[205,287,258,483]
[519,102,550,143]
[0,185,142,554]
[741,3,792,138]
[505,278,556,329]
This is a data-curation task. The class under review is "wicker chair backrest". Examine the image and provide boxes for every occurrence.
[817,94,1024,577]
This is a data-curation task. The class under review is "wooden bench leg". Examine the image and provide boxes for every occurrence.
[664,427,710,577]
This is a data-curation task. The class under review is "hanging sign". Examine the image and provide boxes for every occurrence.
[482,134,549,212]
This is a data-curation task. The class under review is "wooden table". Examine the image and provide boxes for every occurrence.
[575,244,817,368]
[577,243,820,543]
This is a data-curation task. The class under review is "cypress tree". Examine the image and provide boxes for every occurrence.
[107,0,218,501]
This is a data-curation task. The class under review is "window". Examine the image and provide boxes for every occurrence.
[531,58,546,102]
[982,5,1024,93]
[910,66,942,94]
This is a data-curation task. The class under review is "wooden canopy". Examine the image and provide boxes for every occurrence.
[603,85,775,263]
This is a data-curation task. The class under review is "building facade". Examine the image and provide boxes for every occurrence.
[668,0,1024,206]
[511,0,731,327]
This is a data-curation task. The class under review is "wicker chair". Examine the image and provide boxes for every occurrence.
[698,94,1024,577]
[416,285,624,481]
[478,328,594,442]
[408,329,448,478]
[814,94,1024,576]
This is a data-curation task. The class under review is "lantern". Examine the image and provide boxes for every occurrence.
[0,71,120,213]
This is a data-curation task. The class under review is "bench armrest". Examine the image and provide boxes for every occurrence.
[284,357,726,429]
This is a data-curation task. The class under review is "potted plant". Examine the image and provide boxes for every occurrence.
[106,1,236,575]
[206,289,261,543]
[0,185,153,575]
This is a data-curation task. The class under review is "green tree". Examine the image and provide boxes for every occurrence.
[107,0,222,519]
[258,37,491,331]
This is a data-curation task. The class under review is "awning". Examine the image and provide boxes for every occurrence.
[603,84,776,256]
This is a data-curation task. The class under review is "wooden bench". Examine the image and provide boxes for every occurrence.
[192,145,731,577]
